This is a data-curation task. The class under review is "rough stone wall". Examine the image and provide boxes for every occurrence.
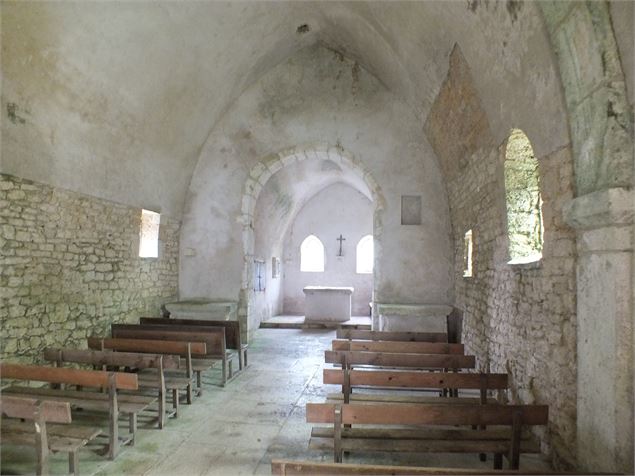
[451,145,577,468]
[426,46,578,468]
[0,174,179,363]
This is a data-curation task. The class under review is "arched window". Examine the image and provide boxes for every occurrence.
[356,235,374,274]
[300,235,325,272]
[504,129,543,263]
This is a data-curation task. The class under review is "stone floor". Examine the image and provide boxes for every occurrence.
[1,328,552,475]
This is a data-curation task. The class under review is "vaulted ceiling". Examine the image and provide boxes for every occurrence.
[2,1,568,216]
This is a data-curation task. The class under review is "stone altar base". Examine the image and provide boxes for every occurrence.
[303,286,354,322]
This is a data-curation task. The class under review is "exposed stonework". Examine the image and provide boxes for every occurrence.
[426,49,577,468]
[0,174,179,363]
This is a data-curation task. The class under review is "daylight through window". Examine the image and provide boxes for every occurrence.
[356,235,374,274]
[300,235,325,272]
[139,209,160,258]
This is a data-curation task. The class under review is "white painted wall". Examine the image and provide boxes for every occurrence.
[283,183,373,316]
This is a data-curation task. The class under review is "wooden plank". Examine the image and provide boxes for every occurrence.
[0,363,138,390]
[332,340,464,354]
[140,317,242,350]
[2,419,101,441]
[271,460,588,475]
[336,329,448,343]
[111,324,225,356]
[325,393,498,405]
[325,351,475,369]
[43,348,180,370]
[310,426,531,441]
[306,403,548,426]
[0,396,71,423]
[324,369,508,389]
[88,336,207,356]
[310,437,539,454]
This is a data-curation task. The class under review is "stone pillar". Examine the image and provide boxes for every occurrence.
[564,188,634,473]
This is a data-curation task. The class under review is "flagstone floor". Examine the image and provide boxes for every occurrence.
[1,328,552,475]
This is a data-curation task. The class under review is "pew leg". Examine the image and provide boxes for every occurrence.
[186,382,193,404]
[158,389,166,428]
[129,413,137,446]
[239,350,244,371]
[222,359,227,387]
[69,450,79,476]
[494,453,503,470]
[172,388,179,417]
[196,371,202,395]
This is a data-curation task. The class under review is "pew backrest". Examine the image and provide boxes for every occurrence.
[306,402,548,426]
[324,368,508,391]
[1,395,72,423]
[140,317,243,351]
[332,340,464,354]
[111,324,226,357]
[0,363,138,390]
[325,350,475,369]
[87,336,207,356]
[43,348,180,370]
[336,329,448,343]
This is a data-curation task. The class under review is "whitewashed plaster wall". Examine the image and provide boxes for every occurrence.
[179,44,453,335]
[282,183,373,316]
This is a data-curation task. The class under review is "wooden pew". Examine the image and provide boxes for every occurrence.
[306,402,548,469]
[323,368,507,404]
[111,323,230,387]
[1,396,101,475]
[43,347,181,429]
[271,460,590,475]
[325,350,476,370]
[140,317,249,370]
[1,362,149,460]
[332,340,464,354]
[87,337,205,415]
[336,329,448,343]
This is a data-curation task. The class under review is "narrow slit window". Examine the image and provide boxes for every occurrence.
[300,235,325,272]
[463,229,473,277]
[139,209,160,258]
[356,235,374,274]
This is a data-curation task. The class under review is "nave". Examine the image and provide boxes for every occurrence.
[2,329,552,475]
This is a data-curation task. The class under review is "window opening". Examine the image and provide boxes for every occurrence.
[139,209,160,258]
[300,235,325,272]
[504,129,543,264]
[356,235,374,274]
[254,260,266,292]
[463,229,473,277]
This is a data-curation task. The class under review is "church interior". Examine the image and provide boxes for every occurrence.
[1,1,633,475]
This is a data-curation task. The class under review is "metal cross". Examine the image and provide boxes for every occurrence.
[336,234,346,257]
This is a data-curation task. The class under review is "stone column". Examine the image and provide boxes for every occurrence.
[564,187,634,473]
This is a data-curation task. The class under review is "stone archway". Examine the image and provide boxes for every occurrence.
[237,142,386,337]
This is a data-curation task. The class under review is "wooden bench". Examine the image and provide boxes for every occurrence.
[325,350,476,370]
[323,368,507,403]
[140,317,249,370]
[306,402,548,469]
[336,329,448,343]
[1,362,149,460]
[271,459,587,475]
[332,339,464,354]
[87,337,205,417]
[43,347,182,429]
[111,323,230,387]
[1,396,101,475]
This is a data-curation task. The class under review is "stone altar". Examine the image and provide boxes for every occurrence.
[303,286,354,322]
